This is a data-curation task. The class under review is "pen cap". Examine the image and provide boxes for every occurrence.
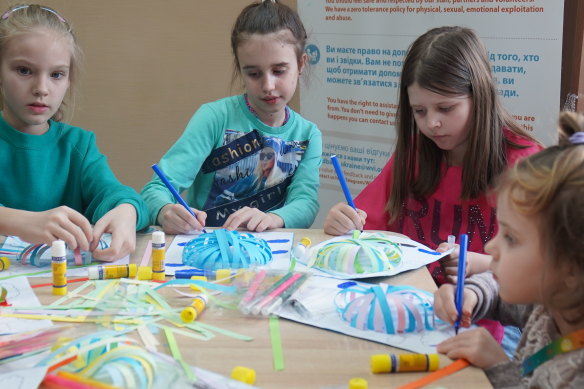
[348,378,368,389]
[51,240,66,257]
[152,230,165,245]
[231,366,256,385]
[0,256,10,271]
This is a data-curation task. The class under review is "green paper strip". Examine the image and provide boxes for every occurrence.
[163,327,195,381]
[269,315,284,371]
[193,322,253,342]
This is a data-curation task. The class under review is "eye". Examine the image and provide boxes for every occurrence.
[412,108,425,115]
[439,106,453,112]
[273,67,287,76]
[51,71,66,80]
[16,66,31,76]
[245,71,260,79]
[504,233,516,246]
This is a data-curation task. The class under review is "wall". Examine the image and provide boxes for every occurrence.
[19,0,296,191]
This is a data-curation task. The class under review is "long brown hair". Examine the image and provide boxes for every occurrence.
[388,26,538,224]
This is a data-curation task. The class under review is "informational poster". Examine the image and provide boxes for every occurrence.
[298,0,563,226]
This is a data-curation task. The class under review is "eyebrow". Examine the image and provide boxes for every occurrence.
[242,62,290,70]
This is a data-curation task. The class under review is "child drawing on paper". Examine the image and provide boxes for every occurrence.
[433,111,584,388]
[141,0,322,233]
[0,5,148,261]
[323,26,542,347]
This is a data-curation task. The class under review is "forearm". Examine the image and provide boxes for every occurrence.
[0,207,29,237]
[468,252,493,275]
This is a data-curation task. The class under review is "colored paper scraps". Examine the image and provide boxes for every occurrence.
[0,277,53,336]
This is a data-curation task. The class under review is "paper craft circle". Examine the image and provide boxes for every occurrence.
[311,232,402,274]
[335,284,438,334]
[182,229,272,270]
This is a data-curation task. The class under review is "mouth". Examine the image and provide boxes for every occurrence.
[262,96,279,105]
[28,103,49,113]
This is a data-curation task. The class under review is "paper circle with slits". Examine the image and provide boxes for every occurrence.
[310,232,402,275]
[335,283,439,334]
[182,229,272,270]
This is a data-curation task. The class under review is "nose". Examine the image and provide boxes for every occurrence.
[32,75,49,97]
[427,113,441,130]
[261,74,275,93]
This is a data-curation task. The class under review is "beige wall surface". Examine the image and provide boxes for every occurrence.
[4,0,294,191]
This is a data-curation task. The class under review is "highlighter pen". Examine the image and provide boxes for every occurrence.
[241,272,294,315]
[251,272,303,315]
[331,155,356,209]
[454,233,468,334]
[151,163,207,233]
[261,273,309,316]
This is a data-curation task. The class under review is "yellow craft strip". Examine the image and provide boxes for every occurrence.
[163,327,195,382]
[0,312,141,324]
[155,324,213,342]
[137,325,159,351]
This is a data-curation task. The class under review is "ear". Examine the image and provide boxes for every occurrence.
[298,52,307,75]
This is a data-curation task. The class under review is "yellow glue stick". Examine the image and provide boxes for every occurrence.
[0,256,10,272]
[151,230,166,281]
[52,240,67,296]
[371,353,439,373]
[88,264,137,280]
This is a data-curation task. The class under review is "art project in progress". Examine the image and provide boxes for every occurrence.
[296,231,452,279]
[278,275,454,354]
[0,235,129,279]
[0,277,52,336]
[164,229,294,275]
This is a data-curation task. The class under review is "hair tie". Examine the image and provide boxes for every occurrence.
[569,132,584,145]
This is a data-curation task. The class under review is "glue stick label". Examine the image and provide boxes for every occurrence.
[152,231,166,281]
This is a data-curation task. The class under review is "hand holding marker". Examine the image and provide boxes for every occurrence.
[331,155,363,232]
[454,234,468,334]
[151,164,207,233]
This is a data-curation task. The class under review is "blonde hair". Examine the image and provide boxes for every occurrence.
[498,111,584,324]
[0,4,82,122]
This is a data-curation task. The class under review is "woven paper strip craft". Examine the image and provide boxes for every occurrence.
[335,283,441,334]
[310,232,402,275]
[16,238,110,267]
[182,229,272,270]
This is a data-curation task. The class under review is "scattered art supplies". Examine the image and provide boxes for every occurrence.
[297,231,453,280]
[0,235,130,279]
[237,270,311,316]
[278,275,453,354]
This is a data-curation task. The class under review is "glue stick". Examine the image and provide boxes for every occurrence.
[151,231,166,281]
[88,264,137,280]
[180,294,208,323]
[0,256,10,272]
[371,353,439,373]
[292,237,311,259]
[52,240,67,296]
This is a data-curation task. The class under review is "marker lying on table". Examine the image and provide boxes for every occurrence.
[454,233,468,334]
[175,268,235,280]
[151,163,208,233]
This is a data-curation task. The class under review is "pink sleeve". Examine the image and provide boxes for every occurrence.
[354,157,392,231]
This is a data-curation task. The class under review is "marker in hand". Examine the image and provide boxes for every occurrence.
[331,155,362,232]
[151,164,207,233]
[454,233,468,334]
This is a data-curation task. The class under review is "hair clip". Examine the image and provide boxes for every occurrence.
[1,5,67,23]
[569,132,584,145]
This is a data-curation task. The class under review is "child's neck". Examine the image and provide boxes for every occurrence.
[552,309,584,337]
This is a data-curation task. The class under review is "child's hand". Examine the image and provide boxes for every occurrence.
[91,203,137,262]
[437,327,509,369]
[17,206,93,251]
[222,207,284,232]
[323,202,367,235]
[158,204,207,234]
[437,242,492,283]
[433,283,478,328]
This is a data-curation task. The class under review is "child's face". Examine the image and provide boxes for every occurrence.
[0,29,71,134]
[485,194,549,305]
[237,31,306,127]
[407,82,472,166]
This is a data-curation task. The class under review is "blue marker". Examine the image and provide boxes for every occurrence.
[454,234,468,334]
[151,164,207,233]
[175,268,236,279]
[331,155,356,209]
